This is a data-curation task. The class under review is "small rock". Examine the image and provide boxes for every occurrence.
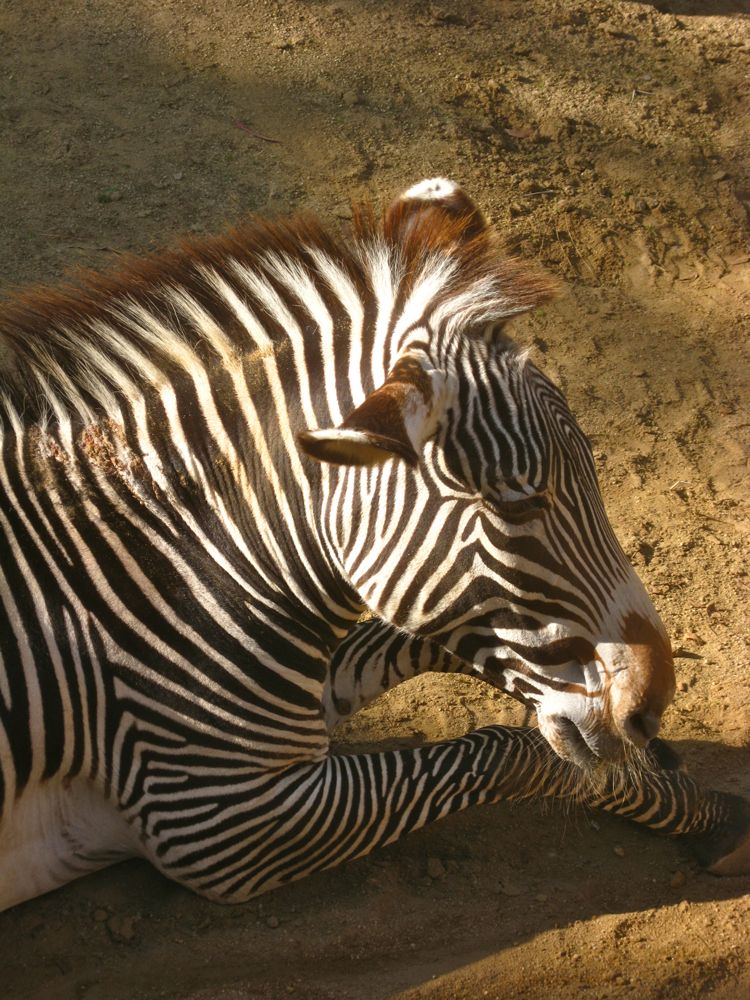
[427,857,446,880]
[342,90,361,107]
[275,35,305,50]
[266,915,280,928]
[712,169,730,182]
[499,880,523,896]
[333,201,353,220]
[431,8,470,27]
[93,908,108,923]
[613,846,626,858]
[505,125,537,141]
[107,914,137,942]
[683,632,706,647]
[535,893,548,903]
[537,114,569,141]
[670,870,686,889]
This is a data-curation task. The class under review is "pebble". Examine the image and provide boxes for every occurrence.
[107,914,137,942]
[333,205,354,224]
[93,908,108,923]
[712,169,730,182]
[427,857,446,879]
[670,870,686,889]
[613,845,626,858]
[274,35,305,50]
[266,915,280,928]
[683,632,706,647]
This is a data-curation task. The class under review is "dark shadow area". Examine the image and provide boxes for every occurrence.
[630,1,750,14]
[2,739,748,1000]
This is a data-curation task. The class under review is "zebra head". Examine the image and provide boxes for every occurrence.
[300,178,675,768]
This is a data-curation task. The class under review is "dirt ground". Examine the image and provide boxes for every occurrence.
[1,0,749,997]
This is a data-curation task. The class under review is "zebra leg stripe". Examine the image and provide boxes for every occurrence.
[324,617,470,728]
[582,763,750,872]
[140,726,565,902]
[139,725,748,903]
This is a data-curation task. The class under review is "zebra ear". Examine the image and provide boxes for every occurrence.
[298,356,444,467]
[384,177,489,244]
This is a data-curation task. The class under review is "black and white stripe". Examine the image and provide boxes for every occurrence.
[0,178,747,909]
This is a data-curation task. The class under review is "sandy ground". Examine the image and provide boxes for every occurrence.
[1,1,749,997]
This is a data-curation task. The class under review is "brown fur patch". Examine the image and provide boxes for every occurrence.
[337,355,439,464]
[621,610,676,712]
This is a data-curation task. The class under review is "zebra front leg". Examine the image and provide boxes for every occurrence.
[143,725,750,903]
[579,757,750,874]
[324,617,471,729]
[142,725,585,903]
[483,729,750,875]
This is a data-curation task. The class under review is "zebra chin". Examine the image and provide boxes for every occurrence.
[538,712,634,770]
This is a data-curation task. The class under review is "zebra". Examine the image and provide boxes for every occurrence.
[0,177,748,912]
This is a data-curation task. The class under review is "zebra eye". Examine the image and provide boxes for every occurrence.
[482,491,549,524]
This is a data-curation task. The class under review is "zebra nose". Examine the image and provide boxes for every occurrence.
[622,709,662,747]
[609,610,676,747]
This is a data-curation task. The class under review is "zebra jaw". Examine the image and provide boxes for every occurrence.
[538,713,617,771]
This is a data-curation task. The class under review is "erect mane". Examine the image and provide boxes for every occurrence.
[0,199,554,423]
[355,198,555,314]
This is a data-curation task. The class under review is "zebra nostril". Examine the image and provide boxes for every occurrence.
[623,710,661,747]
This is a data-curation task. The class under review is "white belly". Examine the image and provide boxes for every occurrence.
[0,778,139,911]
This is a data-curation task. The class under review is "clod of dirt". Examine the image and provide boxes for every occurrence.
[106,915,138,943]
[670,871,687,890]
[426,857,447,880]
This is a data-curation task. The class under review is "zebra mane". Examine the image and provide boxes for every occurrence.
[0,203,554,424]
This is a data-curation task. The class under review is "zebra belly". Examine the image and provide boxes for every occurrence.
[0,778,139,912]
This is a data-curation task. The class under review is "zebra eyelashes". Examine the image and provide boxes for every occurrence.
[481,490,549,525]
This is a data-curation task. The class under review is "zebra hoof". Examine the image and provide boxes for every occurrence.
[691,792,750,876]
[707,824,750,877]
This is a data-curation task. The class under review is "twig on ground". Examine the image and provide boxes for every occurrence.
[233,120,283,144]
